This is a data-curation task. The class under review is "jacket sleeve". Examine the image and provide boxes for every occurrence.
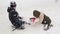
[16,12,23,19]
[18,16,23,19]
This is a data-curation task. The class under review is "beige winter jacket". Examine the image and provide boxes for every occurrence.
[34,12,44,24]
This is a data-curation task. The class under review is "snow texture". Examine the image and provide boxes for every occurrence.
[0,0,60,34]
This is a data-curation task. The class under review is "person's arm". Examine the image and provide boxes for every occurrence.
[15,11,23,19]
[18,16,23,19]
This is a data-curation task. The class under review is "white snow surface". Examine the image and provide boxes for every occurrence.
[0,0,60,34]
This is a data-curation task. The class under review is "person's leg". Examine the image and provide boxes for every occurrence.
[45,19,52,31]
[42,15,52,31]
[42,20,51,31]
[20,24,25,29]
[17,20,25,29]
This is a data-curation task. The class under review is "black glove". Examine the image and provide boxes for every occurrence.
[18,16,23,19]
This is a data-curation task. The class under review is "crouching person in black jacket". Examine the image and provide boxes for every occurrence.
[33,10,53,31]
[7,1,26,31]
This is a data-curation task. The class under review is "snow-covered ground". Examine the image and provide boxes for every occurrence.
[0,0,60,34]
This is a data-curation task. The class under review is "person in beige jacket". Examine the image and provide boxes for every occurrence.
[33,10,53,31]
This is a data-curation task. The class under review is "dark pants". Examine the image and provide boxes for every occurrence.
[42,15,51,30]
[9,16,25,28]
[42,15,51,25]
